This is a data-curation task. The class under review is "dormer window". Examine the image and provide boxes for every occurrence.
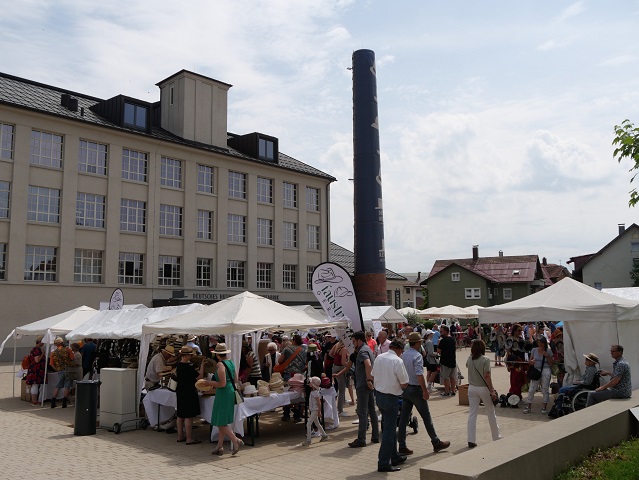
[124,102,147,129]
[259,137,274,160]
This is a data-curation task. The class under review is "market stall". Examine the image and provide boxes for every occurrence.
[479,278,639,387]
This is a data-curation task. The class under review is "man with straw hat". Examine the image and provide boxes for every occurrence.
[145,344,176,390]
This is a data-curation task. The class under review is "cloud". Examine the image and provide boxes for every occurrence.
[554,1,586,23]
[598,55,637,67]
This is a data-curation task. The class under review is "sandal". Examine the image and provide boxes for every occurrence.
[231,439,244,455]
[186,439,201,445]
[212,446,224,455]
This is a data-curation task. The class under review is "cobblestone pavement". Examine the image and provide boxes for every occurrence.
[0,354,552,479]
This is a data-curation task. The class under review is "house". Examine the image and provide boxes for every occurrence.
[541,257,571,284]
[571,223,639,289]
[0,69,336,335]
[395,272,426,309]
[329,242,407,307]
[423,245,548,307]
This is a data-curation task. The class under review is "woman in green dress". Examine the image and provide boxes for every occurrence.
[205,343,244,455]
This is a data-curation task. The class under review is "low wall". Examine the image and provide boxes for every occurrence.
[421,394,639,480]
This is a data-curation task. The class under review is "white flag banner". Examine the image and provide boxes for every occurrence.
[312,262,364,331]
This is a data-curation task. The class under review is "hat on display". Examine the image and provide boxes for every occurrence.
[54,337,64,345]
[307,343,318,352]
[188,335,197,342]
[507,394,520,406]
[160,366,176,376]
[243,384,258,396]
[213,343,231,355]
[179,346,194,355]
[257,379,269,388]
[270,372,283,383]
[583,353,599,364]
[407,332,422,343]
[258,385,271,397]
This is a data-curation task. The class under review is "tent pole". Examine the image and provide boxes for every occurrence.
[12,333,16,398]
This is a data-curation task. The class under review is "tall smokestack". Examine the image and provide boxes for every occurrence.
[352,49,387,304]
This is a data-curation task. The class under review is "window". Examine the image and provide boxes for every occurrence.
[123,102,147,129]
[283,264,297,290]
[197,165,214,194]
[632,242,639,253]
[227,214,246,243]
[256,262,273,289]
[0,243,6,280]
[120,199,146,232]
[161,156,182,188]
[503,288,512,300]
[24,245,56,281]
[283,182,297,208]
[228,171,246,199]
[0,123,14,159]
[284,222,297,248]
[30,130,63,168]
[118,252,144,285]
[257,218,273,246]
[451,272,460,282]
[27,186,60,223]
[464,288,481,299]
[158,255,181,286]
[79,140,108,175]
[227,260,245,288]
[307,225,320,250]
[0,181,10,218]
[258,138,275,160]
[594,282,602,290]
[74,249,103,283]
[306,187,320,212]
[405,287,410,294]
[307,266,314,290]
[196,258,212,287]
[257,177,273,203]
[122,148,148,182]
[197,210,213,240]
[76,193,105,228]
[159,204,183,236]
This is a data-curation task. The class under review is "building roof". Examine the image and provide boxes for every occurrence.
[426,255,542,284]
[329,243,406,281]
[0,71,335,181]
[398,273,425,287]
[567,254,595,273]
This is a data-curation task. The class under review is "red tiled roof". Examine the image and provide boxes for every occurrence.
[427,255,540,284]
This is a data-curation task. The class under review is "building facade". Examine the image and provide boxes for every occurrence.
[0,70,335,338]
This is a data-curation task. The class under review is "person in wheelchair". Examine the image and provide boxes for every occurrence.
[557,353,599,400]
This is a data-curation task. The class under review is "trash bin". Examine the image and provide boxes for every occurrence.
[74,380,100,435]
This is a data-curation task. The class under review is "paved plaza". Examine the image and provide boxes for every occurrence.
[0,355,553,479]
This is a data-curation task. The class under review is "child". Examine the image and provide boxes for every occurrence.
[302,377,329,446]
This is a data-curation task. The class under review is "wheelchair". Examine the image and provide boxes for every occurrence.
[548,371,601,418]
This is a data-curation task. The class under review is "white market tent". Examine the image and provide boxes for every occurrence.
[603,287,639,302]
[138,291,343,395]
[397,307,422,316]
[290,305,329,323]
[361,305,405,328]
[66,304,205,341]
[479,277,639,388]
[423,305,479,319]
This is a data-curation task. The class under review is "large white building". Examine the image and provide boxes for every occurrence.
[0,69,335,345]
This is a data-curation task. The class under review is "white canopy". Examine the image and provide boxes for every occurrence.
[397,307,422,316]
[423,305,479,319]
[479,278,639,388]
[66,304,205,341]
[361,305,405,328]
[603,287,639,302]
[290,305,329,323]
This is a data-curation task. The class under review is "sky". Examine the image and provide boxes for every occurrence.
[2,0,639,276]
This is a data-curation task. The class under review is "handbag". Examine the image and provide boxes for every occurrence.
[222,361,244,404]
[526,353,545,381]
[273,347,302,373]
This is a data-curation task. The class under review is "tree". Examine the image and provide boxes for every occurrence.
[613,119,639,207]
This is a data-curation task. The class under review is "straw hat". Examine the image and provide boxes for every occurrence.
[179,346,195,355]
[257,379,269,388]
[213,343,231,355]
[243,384,258,396]
[195,379,214,393]
[270,372,283,383]
[160,366,176,376]
[408,332,422,343]
[53,337,64,345]
[583,352,599,364]
[257,385,271,397]
[162,345,176,356]
[35,336,44,343]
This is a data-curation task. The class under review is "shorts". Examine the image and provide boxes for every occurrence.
[440,365,456,380]
[55,371,74,389]
[426,362,439,373]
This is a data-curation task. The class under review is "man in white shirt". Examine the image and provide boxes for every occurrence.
[145,345,176,389]
[371,339,409,473]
